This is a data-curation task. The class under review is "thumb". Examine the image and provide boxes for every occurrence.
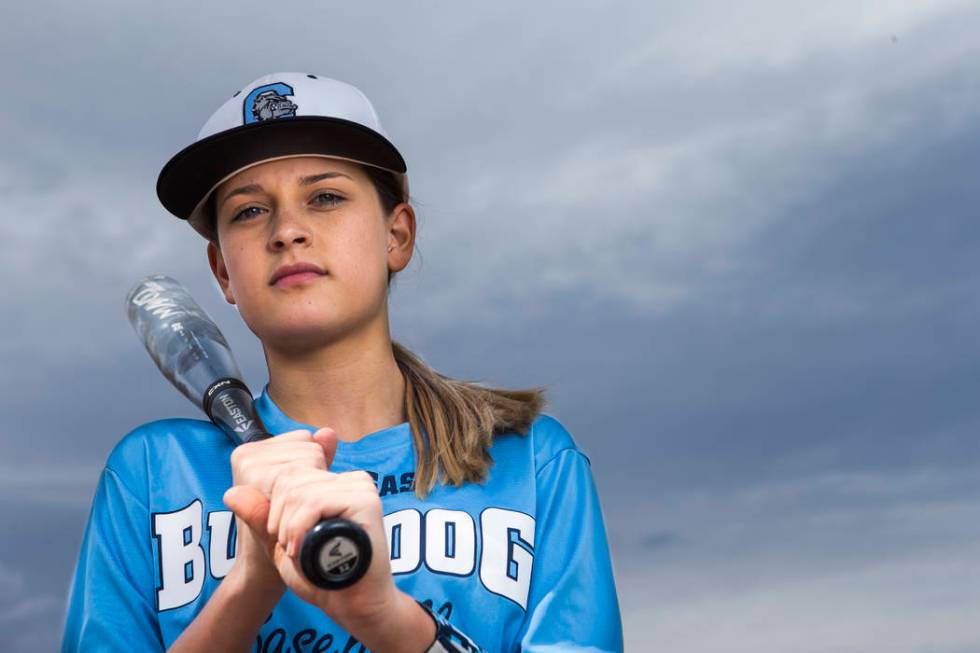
[223,485,271,534]
[312,427,338,467]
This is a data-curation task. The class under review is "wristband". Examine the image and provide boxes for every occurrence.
[416,600,486,653]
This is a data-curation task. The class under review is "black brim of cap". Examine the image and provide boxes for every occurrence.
[157,115,407,220]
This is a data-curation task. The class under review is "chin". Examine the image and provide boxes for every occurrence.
[261,323,343,354]
[262,308,367,350]
[242,291,382,349]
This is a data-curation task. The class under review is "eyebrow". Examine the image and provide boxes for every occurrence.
[299,172,353,186]
[218,172,354,210]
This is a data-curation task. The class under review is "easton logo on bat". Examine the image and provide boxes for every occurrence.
[217,393,253,432]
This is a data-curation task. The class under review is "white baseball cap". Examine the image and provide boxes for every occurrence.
[157,72,408,241]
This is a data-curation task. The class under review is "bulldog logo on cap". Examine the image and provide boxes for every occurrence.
[242,82,298,124]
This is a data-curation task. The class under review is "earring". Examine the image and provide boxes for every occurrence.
[387,246,393,252]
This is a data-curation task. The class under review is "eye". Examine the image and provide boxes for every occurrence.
[312,192,344,207]
[231,205,265,222]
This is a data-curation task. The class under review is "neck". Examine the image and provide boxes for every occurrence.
[262,313,407,443]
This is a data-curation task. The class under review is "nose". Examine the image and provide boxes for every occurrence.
[267,210,312,250]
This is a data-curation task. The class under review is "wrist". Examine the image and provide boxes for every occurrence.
[230,556,286,596]
[344,590,436,653]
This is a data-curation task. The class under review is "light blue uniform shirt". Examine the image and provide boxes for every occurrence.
[61,383,623,651]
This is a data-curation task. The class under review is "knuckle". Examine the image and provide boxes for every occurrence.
[234,458,252,482]
[304,444,327,467]
[287,482,309,507]
[361,477,378,492]
[350,470,373,483]
[270,470,291,499]
[268,472,281,497]
[304,492,323,510]
[288,511,308,539]
[301,494,318,516]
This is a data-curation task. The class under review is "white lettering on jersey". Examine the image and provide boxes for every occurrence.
[479,508,535,609]
[384,509,422,574]
[207,510,236,579]
[153,500,205,611]
[424,509,476,576]
[151,503,536,612]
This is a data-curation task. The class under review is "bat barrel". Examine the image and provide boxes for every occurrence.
[126,275,244,412]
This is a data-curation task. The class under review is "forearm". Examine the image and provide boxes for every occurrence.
[167,563,286,653]
[333,589,437,653]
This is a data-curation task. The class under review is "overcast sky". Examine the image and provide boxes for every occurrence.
[3,1,980,651]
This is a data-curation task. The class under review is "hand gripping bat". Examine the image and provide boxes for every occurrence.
[125,274,372,590]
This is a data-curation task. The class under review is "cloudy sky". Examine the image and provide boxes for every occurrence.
[3,1,980,650]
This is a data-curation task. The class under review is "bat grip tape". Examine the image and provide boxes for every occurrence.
[203,377,269,444]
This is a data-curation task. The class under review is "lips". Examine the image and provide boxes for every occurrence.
[269,261,327,286]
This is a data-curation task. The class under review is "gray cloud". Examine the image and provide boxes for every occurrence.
[0,561,65,651]
[616,464,980,651]
[640,531,682,551]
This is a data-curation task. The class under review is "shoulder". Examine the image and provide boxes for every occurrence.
[526,412,590,475]
[105,417,225,481]
[489,412,587,477]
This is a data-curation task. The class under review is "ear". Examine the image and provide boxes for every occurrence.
[207,241,236,305]
[386,202,416,273]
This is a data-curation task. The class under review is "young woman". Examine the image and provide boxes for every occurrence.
[61,72,623,652]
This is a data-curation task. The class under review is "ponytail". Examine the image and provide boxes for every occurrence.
[392,340,547,499]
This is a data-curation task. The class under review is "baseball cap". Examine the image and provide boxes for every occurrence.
[157,72,408,241]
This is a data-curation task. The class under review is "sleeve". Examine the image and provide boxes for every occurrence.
[518,448,624,652]
[61,466,164,652]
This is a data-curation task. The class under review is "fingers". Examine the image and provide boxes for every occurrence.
[266,468,338,537]
[281,487,364,557]
[230,428,340,498]
[266,470,379,559]
[312,427,338,467]
[223,485,271,535]
[276,429,319,441]
[232,433,324,468]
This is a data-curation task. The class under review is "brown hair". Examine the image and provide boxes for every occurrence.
[206,163,547,498]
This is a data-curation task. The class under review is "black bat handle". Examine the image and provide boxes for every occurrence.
[204,377,372,590]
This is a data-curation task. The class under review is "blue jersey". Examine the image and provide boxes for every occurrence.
[61,383,623,651]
